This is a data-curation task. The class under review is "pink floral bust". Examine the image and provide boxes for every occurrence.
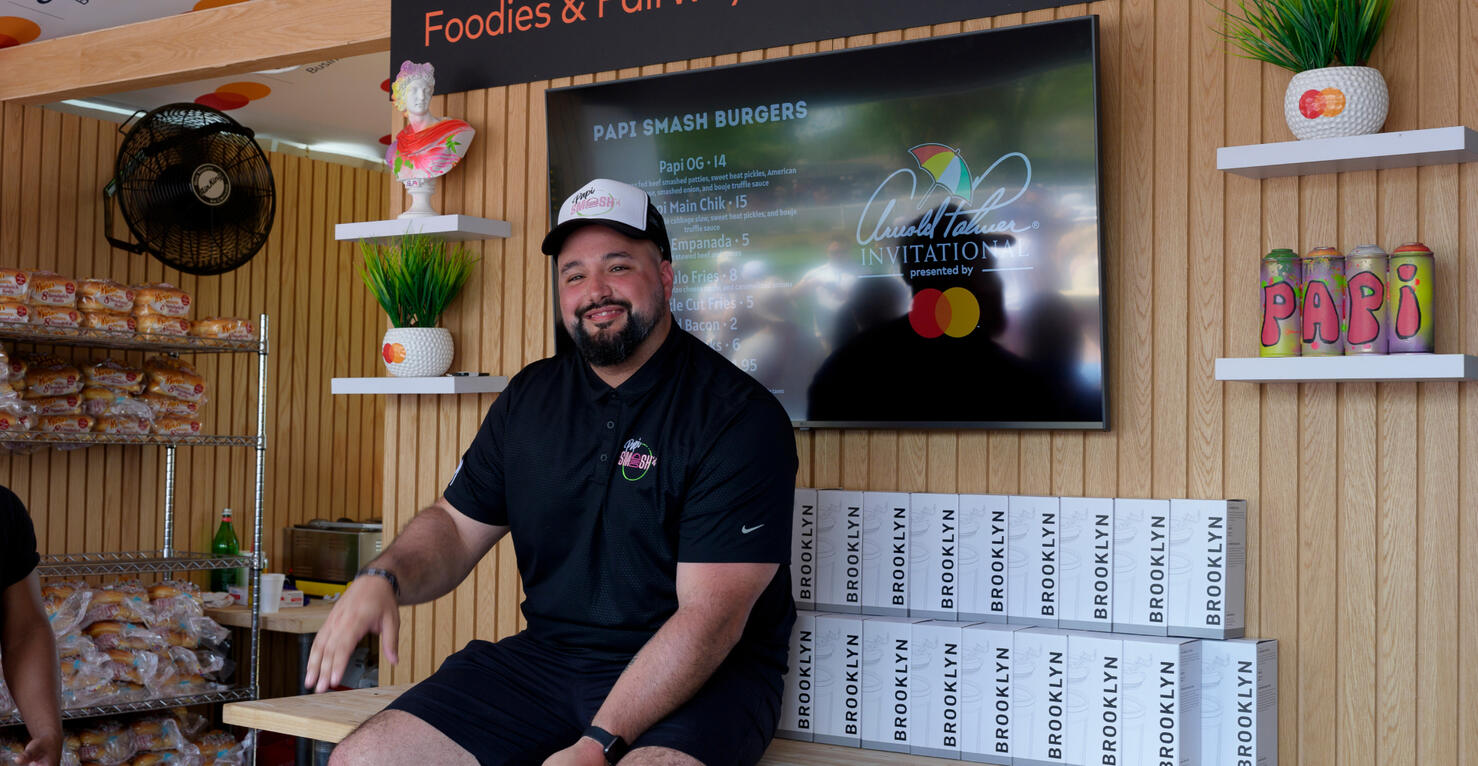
[386,61,475,183]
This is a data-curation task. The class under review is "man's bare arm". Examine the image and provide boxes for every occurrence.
[2,572,62,766]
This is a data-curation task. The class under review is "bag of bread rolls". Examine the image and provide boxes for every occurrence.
[129,717,189,755]
[0,406,32,433]
[78,279,135,313]
[0,301,29,324]
[94,414,152,435]
[0,268,28,299]
[144,357,205,402]
[29,393,82,416]
[85,621,165,652]
[82,310,137,334]
[136,314,191,336]
[81,386,131,417]
[137,393,200,419]
[24,362,83,397]
[43,585,91,637]
[29,305,81,328]
[84,359,145,393]
[81,585,150,627]
[132,283,191,317]
[74,720,137,765]
[26,271,77,307]
[189,317,253,340]
[36,414,93,433]
[152,417,201,437]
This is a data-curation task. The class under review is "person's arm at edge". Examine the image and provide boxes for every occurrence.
[544,560,778,766]
[304,497,508,692]
[1,572,62,766]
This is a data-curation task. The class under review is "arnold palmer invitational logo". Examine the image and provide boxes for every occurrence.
[571,187,619,217]
[617,438,657,481]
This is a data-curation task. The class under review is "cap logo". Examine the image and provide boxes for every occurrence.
[571,188,618,217]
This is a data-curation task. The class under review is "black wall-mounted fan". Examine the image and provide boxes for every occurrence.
[104,103,275,276]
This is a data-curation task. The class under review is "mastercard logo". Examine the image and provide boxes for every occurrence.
[909,287,980,338]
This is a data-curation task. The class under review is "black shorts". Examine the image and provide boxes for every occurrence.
[385,633,783,766]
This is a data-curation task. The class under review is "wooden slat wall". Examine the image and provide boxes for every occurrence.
[360,3,1473,765]
[0,104,388,584]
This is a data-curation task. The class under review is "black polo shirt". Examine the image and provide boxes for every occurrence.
[445,326,798,668]
[1,486,39,634]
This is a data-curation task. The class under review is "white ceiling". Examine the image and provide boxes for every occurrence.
[2,0,392,168]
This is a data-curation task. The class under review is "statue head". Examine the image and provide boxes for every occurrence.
[392,61,436,115]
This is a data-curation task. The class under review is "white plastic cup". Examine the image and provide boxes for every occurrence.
[259,573,286,614]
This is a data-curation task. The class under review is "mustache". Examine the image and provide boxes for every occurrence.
[578,299,631,320]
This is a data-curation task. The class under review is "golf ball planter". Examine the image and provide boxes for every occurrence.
[1284,66,1388,140]
[382,327,454,377]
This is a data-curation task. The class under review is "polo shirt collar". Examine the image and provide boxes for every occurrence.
[578,325,683,401]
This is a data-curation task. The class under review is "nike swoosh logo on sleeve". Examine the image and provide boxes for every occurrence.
[741,524,765,534]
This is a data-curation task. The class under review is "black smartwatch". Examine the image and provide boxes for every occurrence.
[355,566,400,600]
[582,725,628,764]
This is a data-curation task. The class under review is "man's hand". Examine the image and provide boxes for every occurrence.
[541,736,607,766]
[304,575,399,693]
[20,732,60,766]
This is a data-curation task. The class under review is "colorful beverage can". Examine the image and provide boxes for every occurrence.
[1260,248,1301,357]
[1388,242,1435,353]
[1344,244,1389,354]
[1299,246,1345,356]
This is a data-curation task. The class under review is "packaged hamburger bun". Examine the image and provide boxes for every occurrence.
[137,393,200,418]
[152,417,202,437]
[28,393,82,415]
[94,414,152,435]
[82,310,137,334]
[28,305,81,328]
[135,314,191,336]
[132,283,191,317]
[144,357,205,402]
[0,268,28,299]
[24,360,83,397]
[26,271,77,307]
[81,386,132,417]
[78,279,135,313]
[84,359,145,392]
[0,301,29,324]
[189,317,253,340]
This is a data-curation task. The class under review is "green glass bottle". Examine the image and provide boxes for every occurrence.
[210,507,240,592]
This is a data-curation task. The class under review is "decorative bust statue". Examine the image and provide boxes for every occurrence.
[386,61,475,218]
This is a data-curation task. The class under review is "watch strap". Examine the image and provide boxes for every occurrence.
[355,566,400,599]
[582,725,629,764]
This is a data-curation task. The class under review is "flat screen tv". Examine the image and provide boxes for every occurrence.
[546,16,1107,429]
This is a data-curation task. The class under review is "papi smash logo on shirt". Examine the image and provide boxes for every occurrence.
[617,438,657,481]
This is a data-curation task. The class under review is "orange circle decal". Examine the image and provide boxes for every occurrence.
[193,0,250,10]
[218,81,271,101]
[0,17,41,49]
[1319,87,1346,117]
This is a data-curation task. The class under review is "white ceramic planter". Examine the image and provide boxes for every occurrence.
[381,327,453,377]
[1284,66,1388,140]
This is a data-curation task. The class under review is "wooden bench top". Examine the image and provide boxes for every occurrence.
[223,686,957,766]
[205,603,335,634]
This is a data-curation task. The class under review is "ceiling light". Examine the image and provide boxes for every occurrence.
[59,99,143,118]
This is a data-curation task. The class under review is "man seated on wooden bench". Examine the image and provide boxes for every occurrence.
[306,178,799,766]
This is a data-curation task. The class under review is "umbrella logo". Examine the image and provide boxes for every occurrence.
[909,143,973,208]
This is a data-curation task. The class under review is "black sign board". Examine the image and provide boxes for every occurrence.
[391,0,1084,93]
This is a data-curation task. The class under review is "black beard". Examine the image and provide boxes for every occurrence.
[570,299,660,367]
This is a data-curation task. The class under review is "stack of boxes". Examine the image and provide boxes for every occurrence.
[783,490,1277,766]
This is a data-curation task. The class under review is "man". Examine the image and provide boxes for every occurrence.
[308,178,798,766]
[1,485,62,766]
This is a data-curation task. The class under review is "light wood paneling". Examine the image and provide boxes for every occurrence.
[0,105,387,583]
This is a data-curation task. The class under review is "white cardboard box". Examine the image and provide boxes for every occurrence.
[778,610,817,741]
[1008,496,1060,627]
[1121,636,1201,766]
[792,489,818,611]
[1012,628,1070,766]
[1201,638,1278,766]
[861,616,927,752]
[862,492,911,616]
[1112,498,1171,635]
[909,620,967,759]
[1065,631,1123,766]
[961,622,1026,765]
[1168,499,1248,639]
[1059,497,1114,631]
[908,493,960,620]
[813,613,864,746]
[958,494,1010,623]
[817,490,863,613]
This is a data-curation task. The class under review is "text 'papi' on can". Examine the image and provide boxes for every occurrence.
[1389,242,1434,353]
[1260,248,1301,357]
[1300,246,1345,356]
[1344,244,1389,354]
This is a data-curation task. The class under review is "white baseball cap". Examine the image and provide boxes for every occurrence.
[541,178,671,261]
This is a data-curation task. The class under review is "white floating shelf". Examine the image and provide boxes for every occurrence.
[334,215,512,242]
[1215,354,1478,383]
[1217,126,1478,179]
[331,376,509,395]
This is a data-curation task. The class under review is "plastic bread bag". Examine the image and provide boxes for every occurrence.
[29,305,82,328]
[145,595,202,634]
[132,284,192,317]
[82,583,153,627]
[73,720,137,766]
[81,386,135,417]
[129,716,188,754]
[78,279,136,313]
[0,302,27,324]
[85,621,167,652]
[23,357,83,397]
[143,357,206,403]
[83,310,139,334]
[138,393,201,419]
[45,586,92,636]
[143,356,198,377]
[192,730,250,766]
[0,268,29,299]
[33,414,93,434]
[28,393,83,416]
[26,272,78,307]
[145,581,203,627]
[129,747,204,766]
[188,318,253,341]
[4,356,24,387]
[85,359,146,393]
[136,315,192,337]
[187,615,229,648]
[95,411,154,435]
[165,708,209,740]
[151,417,202,438]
